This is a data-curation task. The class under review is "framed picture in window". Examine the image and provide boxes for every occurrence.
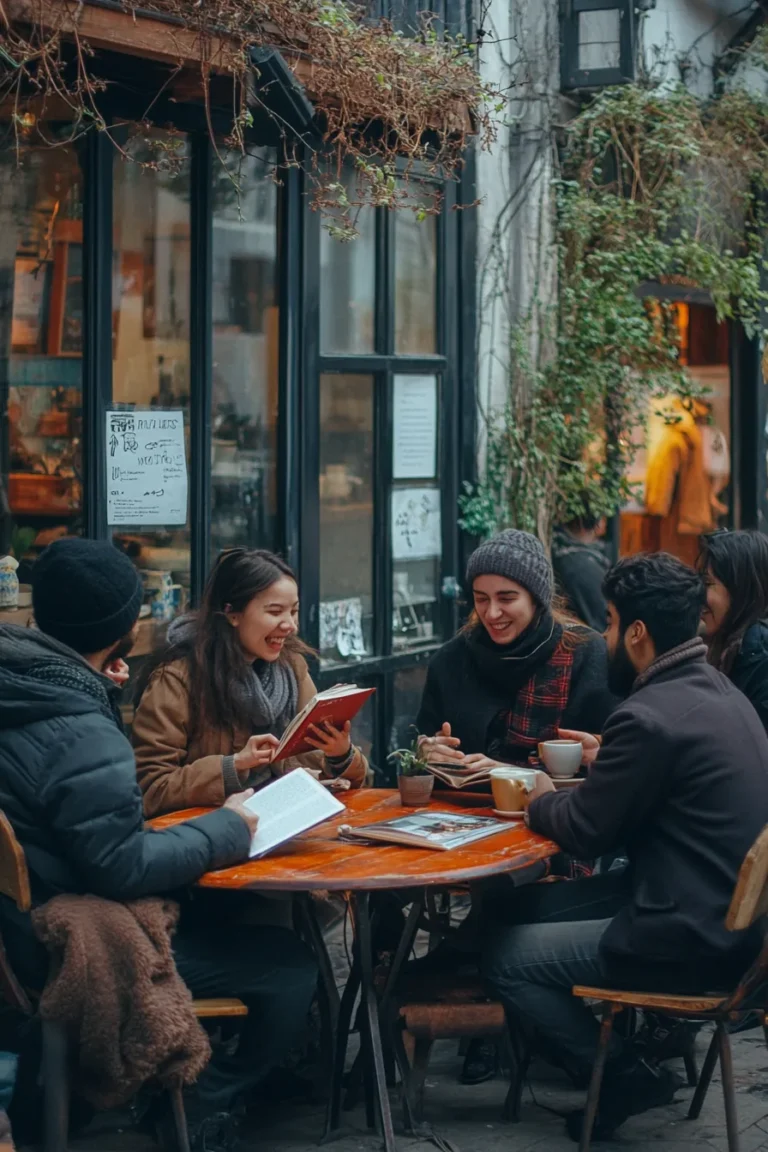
[11,257,50,353]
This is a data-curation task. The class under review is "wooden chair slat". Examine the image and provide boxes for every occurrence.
[192,998,248,1018]
[726,824,768,931]
[0,813,30,914]
[572,986,726,1014]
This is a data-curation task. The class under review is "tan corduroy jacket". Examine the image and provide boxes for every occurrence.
[133,655,368,818]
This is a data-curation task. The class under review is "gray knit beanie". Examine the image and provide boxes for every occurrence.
[465,529,553,609]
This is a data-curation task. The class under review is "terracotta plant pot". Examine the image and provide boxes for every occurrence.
[398,774,434,807]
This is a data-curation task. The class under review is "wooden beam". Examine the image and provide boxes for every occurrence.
[6,0,243,72]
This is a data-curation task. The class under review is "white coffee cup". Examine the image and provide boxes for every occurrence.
[538,740,582,779]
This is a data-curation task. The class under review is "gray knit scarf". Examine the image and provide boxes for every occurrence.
[167,616,298,736]
[632,636,707,692]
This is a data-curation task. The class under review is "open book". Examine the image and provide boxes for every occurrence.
[272,684,376,761]
[426,763,492,790]
[337,810,510,852]
[243,769,345,858]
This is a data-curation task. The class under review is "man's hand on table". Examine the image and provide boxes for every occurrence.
[224,789,259,837]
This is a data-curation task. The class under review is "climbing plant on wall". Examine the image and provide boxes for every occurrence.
[462,73,768,544]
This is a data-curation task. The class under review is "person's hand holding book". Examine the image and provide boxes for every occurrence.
[419,722,465,765]
[306,720,352,760]
[224,789,260,837]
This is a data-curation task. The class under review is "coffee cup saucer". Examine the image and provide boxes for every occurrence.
[492,808,525,819]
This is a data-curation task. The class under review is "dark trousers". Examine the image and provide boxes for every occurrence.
[173,918,318,1109]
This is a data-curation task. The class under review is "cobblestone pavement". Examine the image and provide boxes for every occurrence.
[57,1025,768,1152]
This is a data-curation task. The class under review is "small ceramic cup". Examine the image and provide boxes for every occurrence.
[538,739,582,779]
[490,767,539,812]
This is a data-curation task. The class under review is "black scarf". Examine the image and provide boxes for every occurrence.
[463,610,564,697]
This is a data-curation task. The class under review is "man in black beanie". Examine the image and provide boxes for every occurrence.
[0,539,318,1151]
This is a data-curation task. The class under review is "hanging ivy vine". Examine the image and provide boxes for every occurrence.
[461,69,768,545]
[0,0,498,231]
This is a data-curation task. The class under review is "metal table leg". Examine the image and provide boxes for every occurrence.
[354,891,397,1152]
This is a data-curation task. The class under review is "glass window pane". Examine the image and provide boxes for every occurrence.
[578,10,621,72]
[320,173,375,354]
[391,665,427,753]
[0,130,83,603]
[111,128,191,656]
[394,200,437,354]
[392,485,442,651]
[211,150,278,553]
[319,374,374,665]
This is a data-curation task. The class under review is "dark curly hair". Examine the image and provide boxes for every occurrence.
[603,552,705,655]
[698,530,768,674]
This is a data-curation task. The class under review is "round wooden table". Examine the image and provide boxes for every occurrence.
[151,789,558,1152]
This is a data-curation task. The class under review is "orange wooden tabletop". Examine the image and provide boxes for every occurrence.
[149,788,559,892]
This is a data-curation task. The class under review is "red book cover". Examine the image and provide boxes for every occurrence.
[274,686,376,761]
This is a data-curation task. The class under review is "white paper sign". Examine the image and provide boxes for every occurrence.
[319,598,367,658]
[393,375,437,479]
[391,487,441,561]
[106,409,188,526]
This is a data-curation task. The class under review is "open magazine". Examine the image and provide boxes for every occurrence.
[243,770,345,858]
[271,684,376,761]
[426,763,493,790]
[337,810,510,852]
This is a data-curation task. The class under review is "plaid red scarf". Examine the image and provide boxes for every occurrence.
[501,638,575,757]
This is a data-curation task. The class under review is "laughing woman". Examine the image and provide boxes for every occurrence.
[417,529,616,771]
[133,548,367,819]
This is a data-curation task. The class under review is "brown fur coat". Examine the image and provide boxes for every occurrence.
[32,895,210,1109]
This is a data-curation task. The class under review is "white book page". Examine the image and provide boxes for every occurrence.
[243,769,345,858]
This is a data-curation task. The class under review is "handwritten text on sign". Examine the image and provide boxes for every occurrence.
[391,487,441,561]
[106,410,188,527]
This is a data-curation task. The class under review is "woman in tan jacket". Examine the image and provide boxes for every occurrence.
[133,548,367,818]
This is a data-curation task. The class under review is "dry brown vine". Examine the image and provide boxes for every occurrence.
[0,0,497,232]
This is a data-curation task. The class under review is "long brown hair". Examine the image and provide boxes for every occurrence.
[136,548,313,744]
[698,530,768,674]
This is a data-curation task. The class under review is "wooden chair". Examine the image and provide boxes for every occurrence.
[0,810,248,1152]
[572,824,768,1152]
[389,969,529,1127]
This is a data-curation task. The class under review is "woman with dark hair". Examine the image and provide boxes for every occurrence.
[133,548,367,819]
[699,529,768,731]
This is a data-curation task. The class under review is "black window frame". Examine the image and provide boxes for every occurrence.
[560,0,636,91]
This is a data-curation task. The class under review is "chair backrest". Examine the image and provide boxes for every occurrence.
[0,812,30,914]
[726,824,768,932]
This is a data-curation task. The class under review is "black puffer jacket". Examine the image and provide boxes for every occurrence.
[728,621,768,734]
[0,626,251,907]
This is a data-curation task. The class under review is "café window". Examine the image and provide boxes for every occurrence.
[316,173,445,672]
[0,131,84,589]
[111,127,192,652]
[560,0,636,90]
[619,301,731,568]
[211,149,279,554]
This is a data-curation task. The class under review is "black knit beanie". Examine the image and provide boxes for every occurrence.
[465,528,553,609]
[32,538,143,655]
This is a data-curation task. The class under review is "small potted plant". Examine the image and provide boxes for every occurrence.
[389,736,434,807]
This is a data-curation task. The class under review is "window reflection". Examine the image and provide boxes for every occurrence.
[0,131,83,590]
[394,195,437,354]
[319,374,374,665]
[211,150,278,553]
[320,170,375,354]
[111,127,191,655]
